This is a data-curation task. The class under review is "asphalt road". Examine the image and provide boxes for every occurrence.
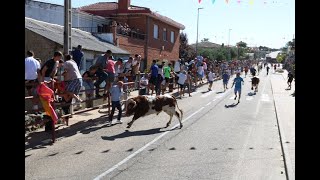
[25,68,288,180]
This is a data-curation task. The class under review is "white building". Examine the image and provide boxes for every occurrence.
[25,0,111,33]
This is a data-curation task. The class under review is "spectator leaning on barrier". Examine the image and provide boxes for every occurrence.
[115,58,124,81]
[82,66,98,100]
[62,54,83,103]
[123,57,133,73]
[40,51,63,84]
[104,56,116,96]
[25,50,41,112]
[93,50,111,98]
[139,73,149,95]
[132,54,141,81]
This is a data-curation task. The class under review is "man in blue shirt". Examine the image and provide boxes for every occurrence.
[72,45,84,70]
[231,72,244,103]
[222,71,230,92]
[107,81,123,126]
[149,60,159,95]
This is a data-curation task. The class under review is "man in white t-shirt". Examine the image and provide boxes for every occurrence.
[25,50,41,112]
[174,59,181,88]
[207,69,216,91]
[177,70,187,99]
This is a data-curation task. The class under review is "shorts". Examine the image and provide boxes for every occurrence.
[65,78,83,95]
[234,87,241,94]
[149,76,157,85]
[208,81,213,85]
[25,79,38,90]
[223,81,228,85]
[165,77,170,83]
[178,83,185,89]
[288,78,293,83]
[107,72,115,83]
[83,80,94,94]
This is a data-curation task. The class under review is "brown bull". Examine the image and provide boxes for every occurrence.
[125,94,183,129]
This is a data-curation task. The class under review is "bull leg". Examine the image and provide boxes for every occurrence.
[166,114,173,128]
[127,116,138,128]
[175,111,183,128]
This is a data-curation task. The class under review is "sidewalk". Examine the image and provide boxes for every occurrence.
[270,68,295,180]
[26,76,230,149]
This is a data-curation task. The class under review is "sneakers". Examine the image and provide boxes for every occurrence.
[116,120,123,124]
[106,121,112,126]
[95,94,102,98]
[234,96,237,100]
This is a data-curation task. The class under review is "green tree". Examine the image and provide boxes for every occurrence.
[201,38,209,42]
[179,32,196,59]
[236,41,247,48]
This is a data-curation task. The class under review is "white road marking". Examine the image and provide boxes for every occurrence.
[254,75,269,118]
[260,93,270,102]
[93,107,205,180]
[212,99,217,102]
[206,102,212,106]
[246,96,253,101]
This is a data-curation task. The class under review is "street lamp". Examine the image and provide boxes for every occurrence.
[196,7,204,56]
[228,29,232,61]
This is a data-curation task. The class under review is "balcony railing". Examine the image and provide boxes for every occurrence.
[73,26,146,40]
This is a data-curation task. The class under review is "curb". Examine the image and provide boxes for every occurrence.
[270,76,295,180]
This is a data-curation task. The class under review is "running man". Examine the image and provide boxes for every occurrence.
[231,72,244,103]
[287,71,294,90]
[266,65,270,75]
[222,71,230,92]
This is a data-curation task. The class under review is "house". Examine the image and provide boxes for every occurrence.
[190,41,221,49]
[25,0,111,34]
[79,0,185,70]
[25,17,130,72]
[266,51,281,63]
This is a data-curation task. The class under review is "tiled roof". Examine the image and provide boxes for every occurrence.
[79,2,185,30]
[190,41,221,48]
[25,17,130,55]
[80,2,146,11]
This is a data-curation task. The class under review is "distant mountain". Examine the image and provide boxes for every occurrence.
[190,41,221,48]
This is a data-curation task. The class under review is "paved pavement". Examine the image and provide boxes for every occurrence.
[25,65,295,180]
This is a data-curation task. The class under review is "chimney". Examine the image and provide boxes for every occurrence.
[118,0,131,11]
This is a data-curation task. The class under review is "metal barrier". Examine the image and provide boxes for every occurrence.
[25,80,136,144]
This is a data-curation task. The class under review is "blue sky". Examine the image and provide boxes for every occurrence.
[35,0,295,49]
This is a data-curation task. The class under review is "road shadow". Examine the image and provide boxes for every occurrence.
[225,102,239,108]
[216,91,225,94]
[201,90,210,94]
[25,116,110,150]
[101,128,165,141]
[247,92,257,96]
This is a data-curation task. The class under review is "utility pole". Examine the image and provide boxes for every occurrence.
[196,7,204,56]
[64,0,72,55]
[228,29,232,61]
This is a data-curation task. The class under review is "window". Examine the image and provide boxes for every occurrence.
[153,24,158,39]
[170,31,174,43]
[163,28,167,41]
